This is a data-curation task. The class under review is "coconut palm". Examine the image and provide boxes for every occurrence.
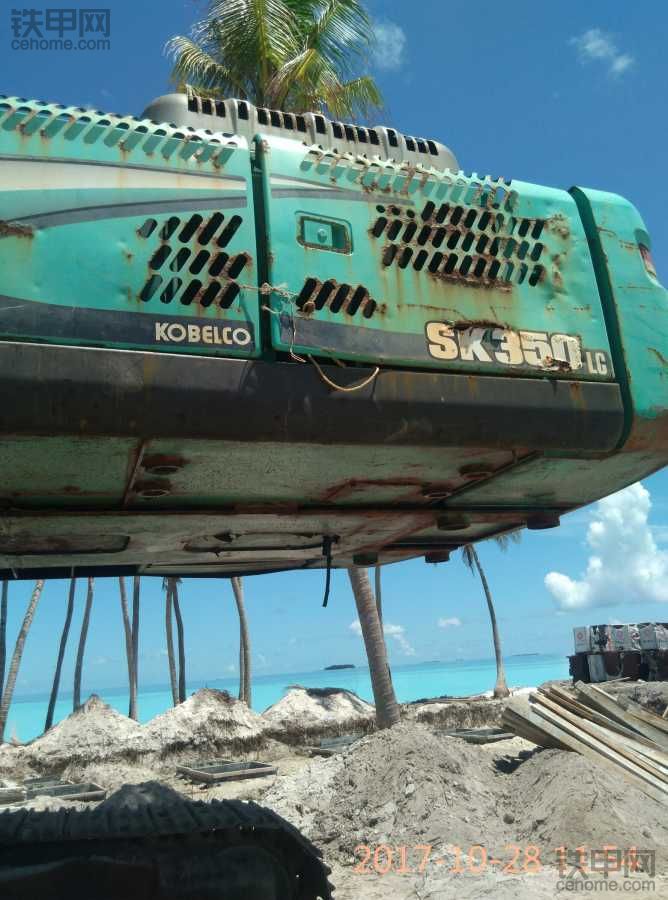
[0,580,45,743]
[170,578,187,704]
[73,577,94,710]
[231,577,251,705]
[119,577,138,720]
[348,567,399,729]
[0,581,7,700]
[374,565,383,625]
[44,575,76,732]
[162,578,179,706]
[166,0,382,118]
[131,575,140,713]
[461,535,520,699]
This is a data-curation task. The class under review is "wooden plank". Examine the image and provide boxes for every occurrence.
[618,697,668,735]
[577,684,668,751]
[532,694,668,785]
[502,707,569,750]
[529,702,668,803]
[541,685,659,748]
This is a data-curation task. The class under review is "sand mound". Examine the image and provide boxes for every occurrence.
[21,695,147,769]
[264,721,502,861]
[403,696,505,730]
[142,688,265,756]
[264,720,668,873]
[509,748,668,862]
[263,687,374,741]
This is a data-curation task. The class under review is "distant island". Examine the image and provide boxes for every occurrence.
[510,653,540,658]
[324,664,355,670]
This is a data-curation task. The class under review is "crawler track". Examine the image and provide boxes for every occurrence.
[0,785,334,900]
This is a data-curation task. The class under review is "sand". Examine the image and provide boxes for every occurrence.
[262,686,374,741]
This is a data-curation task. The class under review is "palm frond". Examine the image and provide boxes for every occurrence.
[461,543,475,573]
[493,529,523,552]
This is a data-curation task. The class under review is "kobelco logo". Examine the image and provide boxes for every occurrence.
[154,322,252,347]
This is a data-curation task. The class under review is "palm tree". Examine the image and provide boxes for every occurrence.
[0,581,7,701]
[162,578,179,706]
[374,565,383,625]
[166,0,382,118]
[131,575,140,714]
[0,580,45,743]
[348,567,399,729]
[461,537,519,699]
[231,577,251,705]
[171,578,187,704]
[73,577,94,710]
[119,577,138,720]
[44,575,76,731]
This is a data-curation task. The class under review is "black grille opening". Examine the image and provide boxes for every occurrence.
[387,129,398,148]
[180,279,202,305]
[160,217,180,240]
[372,217,387,237]
[270,110,281,127]
[362,298,377,318]
[532,220,545,240]
[283,113,294,130]
[296,115,307,133]
[473,258,487,278]
[137,218,157,238]
[450,206,464,226]
[435,204,449,223]
[315,281,336,310]
[220,282,240,308]
[217,215,242,247]
[330,284,350,313]
[315,115,326,135]
[421,201,435,221]
[140,274,162,302]
[382,244,398,266]
[427,140,438,155]
[215,100,226,117]
[149,245,171,270]
[356,127,368,143]
[529,264,545,286]
[170,248,191,272]
[227,253,248,278]
[417,225,432,246]
[413,249,429,271]
[461,232,475,252]
[387,220,402,241]
[199,212,224,244]
[296,279,318,309]
[179,215,203,242]
[237,101,249,120]
[209,252,229,277]
[161,277,182,303]
[201,98,213,116]
[417,139,427,153]
[200,282,220,307]
[405,137,416,151]
[346,286,367,315]
[398,247,413,269]
[428,251,444,272]
[530,242,544,261]
[444,253,458,274]
[332,122,343,138]
[369,129,379,146]
[189,250,210,274]
[258,108,268,125]
[488,259,501,280]
[403,222,418,242]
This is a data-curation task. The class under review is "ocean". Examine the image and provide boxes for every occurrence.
[5,653,569,743]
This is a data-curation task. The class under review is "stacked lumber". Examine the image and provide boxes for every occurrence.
[502,681,668,803]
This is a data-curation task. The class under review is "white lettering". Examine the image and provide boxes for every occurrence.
[167,323,186,342]
[188,324,201,343]
[155,322,170,342]
[426,322,458,360]
[202,325,214,344]
[233,327,252,346]
[595,351,608,375]
[222,327,233,345]
[493,328,522,365]
[459,327,492,363]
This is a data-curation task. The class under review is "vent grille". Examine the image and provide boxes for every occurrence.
[371,201,546,288]
[137,214,249,309]
[296,278,378,319]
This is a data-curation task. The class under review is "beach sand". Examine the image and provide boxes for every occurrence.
[1,683,666,899]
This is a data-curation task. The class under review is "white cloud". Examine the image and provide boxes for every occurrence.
[438,617,462,629]
[545,483,668,610]
[570,29,634,78]
[349,619,415,656]
[372,21,407,72]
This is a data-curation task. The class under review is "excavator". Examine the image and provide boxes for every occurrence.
[0,89,666,897]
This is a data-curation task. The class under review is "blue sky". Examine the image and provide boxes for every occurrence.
[2,1,667,696]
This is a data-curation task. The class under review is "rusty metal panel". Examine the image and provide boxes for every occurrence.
[258,135,614,380]
[0,96,261,357]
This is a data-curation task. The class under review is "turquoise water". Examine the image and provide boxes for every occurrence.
[5,654,568,743]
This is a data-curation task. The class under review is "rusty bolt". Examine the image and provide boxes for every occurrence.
[142,455,185,477]
[135,480,171,498]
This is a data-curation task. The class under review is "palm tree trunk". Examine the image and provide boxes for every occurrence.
[347,567,399,729]
[119,577,137,720]
[0,580,44,743]
[73,577,94,710]
[470,546,510,699]
[231,577,251,706]
[374,565,383,625]
[131,575,140,716]
[0,581,8,701]
[165,580,178,706]
[44,576,76,732]
[172,581,186,704]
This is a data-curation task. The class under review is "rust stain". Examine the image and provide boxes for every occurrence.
[0,220,34,239]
